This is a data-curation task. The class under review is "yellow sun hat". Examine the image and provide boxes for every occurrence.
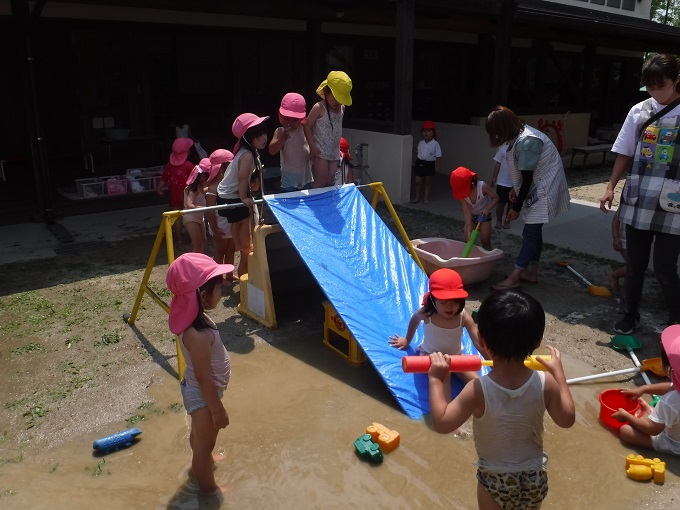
[316,71,353,106]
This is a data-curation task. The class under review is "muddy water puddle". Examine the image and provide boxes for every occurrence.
[0,340,677,509]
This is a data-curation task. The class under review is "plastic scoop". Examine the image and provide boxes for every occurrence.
[401,354,550,373]
[557,261,612,297]
[611,335,653,385]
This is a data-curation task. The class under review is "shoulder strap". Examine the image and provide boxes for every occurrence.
[637,96,680,139]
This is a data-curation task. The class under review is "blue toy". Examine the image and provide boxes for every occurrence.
[93,428,142,454]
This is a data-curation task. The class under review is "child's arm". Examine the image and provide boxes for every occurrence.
[537,346,576,428]
[185,189,199,209]
[462,312,489,359]
[429,352,480,433]
[622,382,673,399]
[183,328,229,429]
[461,200,472,240]
[435,156,442,174]
[205,192,223,242]
[612,407,666,436]
[388,308,426,349]
[237,153,254,209]
[268,126,286,155]
[303,103,322,160]
[481,182,499,217]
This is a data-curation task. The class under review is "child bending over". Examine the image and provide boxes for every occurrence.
[429,289,575,510]
[450,166,499,251]
[613,324,680,456]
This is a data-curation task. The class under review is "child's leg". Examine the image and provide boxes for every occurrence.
[495,202,504,228]
[424,176,432,203]
[609,265,626,293]
[480,222,492,250]
[312,159,337,188]
[618,423,654,449]
[231,218,251,276]
[413,176,422,202]
[185,221,205,253]
[189,407,220,494]
[477,482,504,510]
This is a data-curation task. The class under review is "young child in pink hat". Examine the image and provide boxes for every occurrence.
[216,113,269,278]
[205,149,236,283]
[614,324,680,455]
[450,166,499,251]
[304,71,352,188]
[269,92,313,192]
[166,253,234,497]
[183,158,211,254]
[388,268,486,384]
[157,137,195,245]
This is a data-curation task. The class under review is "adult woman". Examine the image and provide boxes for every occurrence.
[599,53,680,335]
[485,106,571,290]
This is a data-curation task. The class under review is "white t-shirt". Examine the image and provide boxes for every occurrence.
[494,144,513,187]
[612,98,680,157]
[417,139,442,161]
[649,389,680,455]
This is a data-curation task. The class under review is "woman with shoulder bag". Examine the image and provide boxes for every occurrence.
[599,53,680,335]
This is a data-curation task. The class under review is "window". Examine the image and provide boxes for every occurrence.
[621,0,635,10]
[606,0,621,7]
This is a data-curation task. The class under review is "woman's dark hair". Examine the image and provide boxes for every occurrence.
[190,274,223,330]
[477,289,545,362]
[485,106,524,148]
[642,54,680,93]
[422,294,465,318]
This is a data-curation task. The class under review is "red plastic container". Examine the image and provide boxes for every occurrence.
[599,389,641,430]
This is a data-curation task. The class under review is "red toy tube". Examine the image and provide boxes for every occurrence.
[401,355,549,373]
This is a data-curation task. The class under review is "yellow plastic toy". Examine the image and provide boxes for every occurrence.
[625,454,665,483]
[366,422,400,453]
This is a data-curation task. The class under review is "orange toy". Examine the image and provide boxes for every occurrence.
[366,423,400,453]
[625,454,665,483]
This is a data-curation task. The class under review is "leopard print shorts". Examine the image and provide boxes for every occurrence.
[477,468,548,510]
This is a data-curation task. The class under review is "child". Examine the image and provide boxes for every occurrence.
[450,166,499,251]
[491,143,513,229]
[205,149,236,283]
[338,137,355,185]
[268,92,313,192]
[613,324,680,455]
[429,289,575,510]
[183,158,211,254]
[157,137,195,245]
[609,205,627,294]
[388,268,486,383]
[412,120,442,204]
[304,71,353,188]
[216,113,269,279]
[166,252,234,496]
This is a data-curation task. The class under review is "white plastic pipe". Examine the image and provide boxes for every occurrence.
[566,367,639,384]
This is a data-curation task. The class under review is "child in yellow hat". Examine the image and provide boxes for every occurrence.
[304,71,352,188]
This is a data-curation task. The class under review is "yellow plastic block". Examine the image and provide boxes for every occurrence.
[366,422,400,453]
[625,454,665,483]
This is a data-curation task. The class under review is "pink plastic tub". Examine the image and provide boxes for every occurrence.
[411,237,504,286]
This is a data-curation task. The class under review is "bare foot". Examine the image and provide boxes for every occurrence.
[495,222,502,229]
[503,222,511,229]
[520,275,538,284]
[491,277,521,290]
[609,273,621,293]
[411,197,419,203]
[424,198,430,204]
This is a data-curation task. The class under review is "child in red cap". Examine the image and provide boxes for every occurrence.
[166,253,234,497]
[450,166,499,251]
[412,120,442,204]
[337,137,355,185]
[389,268,487,383]
[614,324,680,455]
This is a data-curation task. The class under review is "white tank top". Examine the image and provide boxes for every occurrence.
[280,127,313,189]
[312,101,344,161]
[474,370,546,472]
[465,181,493,216]
[418,310,464,355]
[179,327,231,390]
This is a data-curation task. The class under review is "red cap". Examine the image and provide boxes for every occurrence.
[340,137,351,159]
[450,166,476,200]
[422,268,468,304]
[421,120,436,130]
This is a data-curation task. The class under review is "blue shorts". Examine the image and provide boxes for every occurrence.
[180,379,223,414]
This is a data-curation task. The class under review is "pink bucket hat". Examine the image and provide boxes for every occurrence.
[279,92,306,119]
[166,253,234,335]
[232,113,269,153]
[450,166,476,200]
[208,149,234,183]
[186,158,211,186]
[661,324,680,389]
[170,137,194,166]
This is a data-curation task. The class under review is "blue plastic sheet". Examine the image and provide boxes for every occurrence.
[265,186,485,419]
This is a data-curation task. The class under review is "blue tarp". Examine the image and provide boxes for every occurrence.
[265,185,485,419]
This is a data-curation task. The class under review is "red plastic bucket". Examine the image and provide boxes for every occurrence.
[599,389,641,429]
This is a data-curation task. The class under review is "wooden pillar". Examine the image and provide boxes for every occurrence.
[394,0,414,135]
[306,20,323,99]
[490,0,516,109]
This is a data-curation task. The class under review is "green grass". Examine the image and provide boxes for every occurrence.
[11,343,45,356]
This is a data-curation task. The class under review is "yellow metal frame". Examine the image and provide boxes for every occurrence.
[126,210,186,380]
